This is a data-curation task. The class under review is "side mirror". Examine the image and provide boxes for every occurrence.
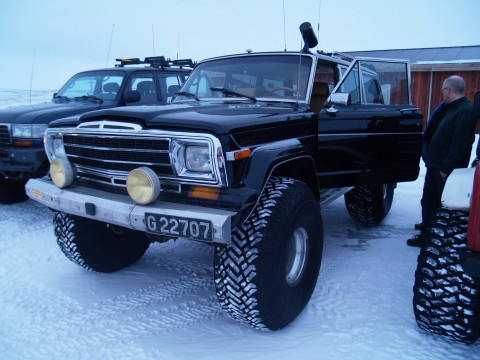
[125,90,141,104]
[326,93,351,106]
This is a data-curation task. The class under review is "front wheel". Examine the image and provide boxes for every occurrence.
[413,208,480,344]
[214,177,323,330]
[344,183,394,224]
[53,212,150,273]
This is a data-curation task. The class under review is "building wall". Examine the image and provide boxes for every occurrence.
[411,70,480,126]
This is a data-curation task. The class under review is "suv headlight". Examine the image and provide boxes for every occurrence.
[12,124,48,138]
[185,145,211,172]
[172,140,214,179]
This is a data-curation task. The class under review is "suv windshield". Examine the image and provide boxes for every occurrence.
[56,71,125,100]
[177,55,313,102]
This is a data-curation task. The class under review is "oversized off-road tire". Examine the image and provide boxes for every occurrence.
[214,177,323,330]
[344,183,394,224]
[0,177,28,204]
[413,208,480,344]
[53,211,150,273]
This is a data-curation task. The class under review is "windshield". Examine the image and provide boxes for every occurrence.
[177,55,313,102]
[56,71,125,100]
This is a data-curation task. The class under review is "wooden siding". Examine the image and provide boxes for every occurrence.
[411,70,480,126]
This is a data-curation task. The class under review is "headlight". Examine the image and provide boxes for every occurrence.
[185,145,211,172]
[172,140,214,180]
[12,124,48,138]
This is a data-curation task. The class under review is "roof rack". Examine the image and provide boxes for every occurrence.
[115,56,195,68]
[323,51,355,62]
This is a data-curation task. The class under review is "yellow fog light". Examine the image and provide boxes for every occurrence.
[126,167,160,205]
[50,157,76,188]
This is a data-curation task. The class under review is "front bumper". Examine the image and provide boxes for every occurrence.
[0,146,48,178]
[25,178,235,244]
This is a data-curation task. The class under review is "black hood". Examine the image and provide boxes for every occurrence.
[79,101,310,134]
[0,100,104,125]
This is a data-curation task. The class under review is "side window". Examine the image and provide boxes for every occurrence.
[101,75,123,100]
[310,63,336,112]
[359,61,410,105]
[128,74,156,103]
[339,65,360,104]
[159,74,184,101]
[335,60,411,105]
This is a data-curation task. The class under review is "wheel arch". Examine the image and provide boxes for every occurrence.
[270,156,320,200]
[242,151,319,201]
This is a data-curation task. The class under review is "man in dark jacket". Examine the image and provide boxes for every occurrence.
[407,75,476,247]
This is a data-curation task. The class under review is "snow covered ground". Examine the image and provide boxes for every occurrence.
[0,92,479,359]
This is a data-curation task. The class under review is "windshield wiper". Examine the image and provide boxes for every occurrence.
[53,95,70,101]
[74,95,103,103]
[210,87,257,102]
[175,91,200,101]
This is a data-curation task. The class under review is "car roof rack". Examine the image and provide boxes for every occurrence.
[115,56,195,69]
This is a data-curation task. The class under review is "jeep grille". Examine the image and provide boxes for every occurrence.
[63,134,173,188]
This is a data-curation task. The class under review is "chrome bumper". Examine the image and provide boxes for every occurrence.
[25,178,234,244]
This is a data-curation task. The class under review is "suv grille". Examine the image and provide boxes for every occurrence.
[0,125,11,145]
[63,134,173,187]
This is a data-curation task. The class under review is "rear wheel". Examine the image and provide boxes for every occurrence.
[53,211,150,272]
[413,208,480,344]
[214,177,323,330]
[344,183,394,224]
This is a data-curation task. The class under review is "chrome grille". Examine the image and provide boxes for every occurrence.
[0,124,11,145]
[63,134,172,187]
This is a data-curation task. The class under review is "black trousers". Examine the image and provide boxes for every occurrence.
[420,167,446,234]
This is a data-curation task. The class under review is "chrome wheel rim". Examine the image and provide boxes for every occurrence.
[286,227,308,286]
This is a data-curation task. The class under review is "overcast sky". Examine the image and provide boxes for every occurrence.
[1,0,479,90]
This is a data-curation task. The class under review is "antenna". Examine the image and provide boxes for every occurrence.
[29,52,36,105]
[151,24,159,108]
[317,0,322,50]
[105,24,115,68]
[177,33,180,60]
[151,24,156,58]
[283,0,287,51]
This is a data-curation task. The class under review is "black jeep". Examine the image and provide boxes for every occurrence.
[0,56,193,203]
[26,23,422,330]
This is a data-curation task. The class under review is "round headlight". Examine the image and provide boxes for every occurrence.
[50,157,76,188]
[127,167,160,205]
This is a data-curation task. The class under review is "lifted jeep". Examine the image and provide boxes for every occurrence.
[26,23,423,330]
[0,56,193,203]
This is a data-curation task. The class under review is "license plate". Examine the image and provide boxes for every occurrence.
[145,213,213,241]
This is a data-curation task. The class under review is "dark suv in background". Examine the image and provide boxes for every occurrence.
[0,56,193,203]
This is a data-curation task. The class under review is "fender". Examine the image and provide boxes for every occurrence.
[241,138,318,197]
[442,166,480,251]
[467,165,480,251]
[231,139,319,228]
[441,167,474,211]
